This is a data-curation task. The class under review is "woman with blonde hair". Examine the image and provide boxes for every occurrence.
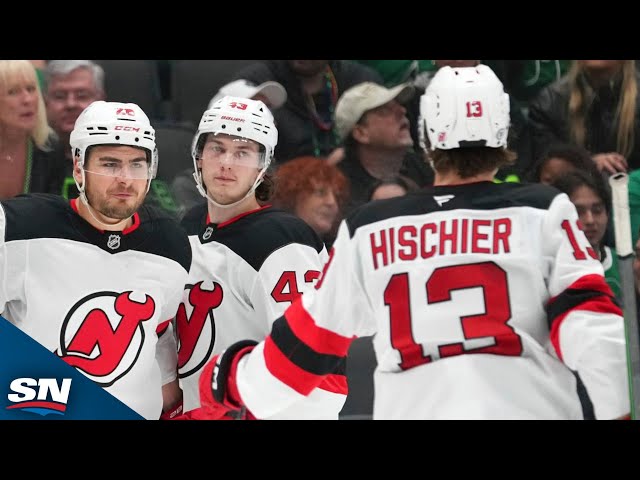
[0,60,63,199]
[529,60,640,175]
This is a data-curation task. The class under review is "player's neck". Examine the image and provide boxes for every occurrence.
[434,169,497,186]
[207,195,260,224]
[77,197,133,231]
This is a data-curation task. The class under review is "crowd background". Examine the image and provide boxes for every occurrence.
[2,59,638,419]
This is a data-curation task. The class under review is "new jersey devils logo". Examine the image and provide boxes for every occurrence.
[176,281,223,378]
[57,291,156,387]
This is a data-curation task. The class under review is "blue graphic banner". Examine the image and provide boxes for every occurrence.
[0,316,142,420]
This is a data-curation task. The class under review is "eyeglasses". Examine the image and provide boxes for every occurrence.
[84,162,150,180]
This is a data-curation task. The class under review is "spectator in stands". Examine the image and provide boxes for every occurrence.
[171,78,288,219]
[231,60,383,164]
[552,170,621,300]
[272,155,349,248]
[44,60,106,198]
[334,81,433,216]
[0,60,61,199]
[528,142,600,185]
[529,60,640,174]
[368,176,418,201]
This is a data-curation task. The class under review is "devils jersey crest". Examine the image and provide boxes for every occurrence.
[0,194,191,419]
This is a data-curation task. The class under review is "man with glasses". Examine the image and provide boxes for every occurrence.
[44,60,106,199]
[0,101,191,420]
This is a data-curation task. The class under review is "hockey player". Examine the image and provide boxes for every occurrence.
[175,96,346,419]
[197,66,630,420]
[0,101,190,420]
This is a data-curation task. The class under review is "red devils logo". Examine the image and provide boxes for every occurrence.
[176,281,223,378]
[57,291,156,387]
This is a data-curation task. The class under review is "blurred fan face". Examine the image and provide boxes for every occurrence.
[539,157,578,185]
[288,60,328,77]
[569,185,608,251]
[46,68,103,136]
[295,182,339,236]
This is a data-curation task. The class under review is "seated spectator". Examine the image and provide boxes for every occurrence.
[231,60,383,163]
[552,170,621,300]
[271,155,349,248]
[368,175,418,201]
[171,78,288,219]
[529,60,640,174]
[528,142,601,185]
[0,60,61,200]
[334,81,433,215]
[44,60,106,198]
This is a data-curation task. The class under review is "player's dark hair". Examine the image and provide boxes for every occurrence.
[429,146,516,178]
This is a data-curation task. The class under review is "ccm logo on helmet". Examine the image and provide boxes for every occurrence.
[114,126,141,132]
[6,378,72,417]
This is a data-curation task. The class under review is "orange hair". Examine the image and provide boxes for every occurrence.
[273,156,350,212]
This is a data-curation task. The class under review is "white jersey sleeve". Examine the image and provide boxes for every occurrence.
[0,203,26,317]
[235,222,370,419]
[544,193,629,419]
[156,258,190,385]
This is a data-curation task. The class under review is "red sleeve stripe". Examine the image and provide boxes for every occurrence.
[263,336,326,395]
[285,299,353,357]
[156,319,171,336]
[549,295,622,361]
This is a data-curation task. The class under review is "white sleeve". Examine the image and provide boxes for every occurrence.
[0,203,7,311]
[156,321,178,385]
[544,193,629,419]
[236,221,371,419]
[0,203,26,317]
[156,268,189,385]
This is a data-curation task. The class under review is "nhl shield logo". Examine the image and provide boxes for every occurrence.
[202,226,213,241]
[107,234,121,250]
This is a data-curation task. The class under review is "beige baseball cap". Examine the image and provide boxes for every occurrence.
[208,79,287,110]
[335,82,415,141]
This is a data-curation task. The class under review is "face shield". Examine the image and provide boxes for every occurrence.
[196,133,267,169]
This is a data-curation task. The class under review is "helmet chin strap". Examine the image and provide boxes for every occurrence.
[193,166,267,210]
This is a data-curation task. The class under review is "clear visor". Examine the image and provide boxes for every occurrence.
[197,133,267,168]
[84,160,151,180]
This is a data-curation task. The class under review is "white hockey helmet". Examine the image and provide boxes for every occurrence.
[192,95,278,169]
[418,65,510,151]
[70,100,158,178]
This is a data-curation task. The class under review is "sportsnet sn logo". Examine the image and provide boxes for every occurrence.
[5,378,72,416]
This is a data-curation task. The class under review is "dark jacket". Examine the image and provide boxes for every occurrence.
[528,71,640,171]
[231,60,383,164]
[29,143,67,195]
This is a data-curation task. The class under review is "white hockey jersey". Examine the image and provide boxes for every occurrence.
[177,204,347,419]
[229,182,629,419]
[0,194,191,420]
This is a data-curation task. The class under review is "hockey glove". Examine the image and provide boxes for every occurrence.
[199,340,258,420]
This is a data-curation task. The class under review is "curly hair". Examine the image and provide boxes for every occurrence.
[272,156,350,212]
